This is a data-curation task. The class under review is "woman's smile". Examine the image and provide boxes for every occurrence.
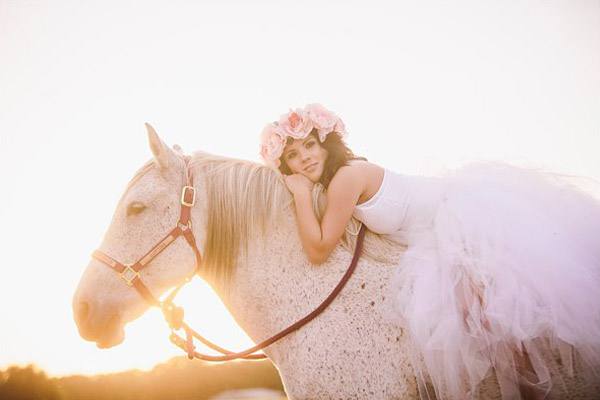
[304,162,318,172]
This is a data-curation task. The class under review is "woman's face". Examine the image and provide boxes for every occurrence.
[282,135,329,183]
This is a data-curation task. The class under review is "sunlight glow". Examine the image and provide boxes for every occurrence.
[1,0,598,377]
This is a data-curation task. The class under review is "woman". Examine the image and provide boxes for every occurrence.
[259,103,600,399]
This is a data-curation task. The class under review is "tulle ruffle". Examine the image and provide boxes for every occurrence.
[388,162,600,399]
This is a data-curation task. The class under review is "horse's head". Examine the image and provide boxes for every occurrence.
[73,124,202,348]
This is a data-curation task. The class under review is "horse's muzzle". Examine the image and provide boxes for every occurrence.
[73,298,124,348]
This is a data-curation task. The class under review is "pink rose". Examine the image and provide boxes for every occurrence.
[333,118,346,137]
[277,109,314,139]
[259,123,285,168]
[305,103,346,142]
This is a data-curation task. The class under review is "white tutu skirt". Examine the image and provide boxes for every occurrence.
[388,163,600,399]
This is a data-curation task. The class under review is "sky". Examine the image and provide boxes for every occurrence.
[0,0,599,377]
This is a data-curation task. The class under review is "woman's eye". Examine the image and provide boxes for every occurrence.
[286,152,296,160]
[306,141,315,148]
[126,202,146,216]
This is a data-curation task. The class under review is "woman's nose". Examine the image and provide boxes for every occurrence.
[299,149,311,162]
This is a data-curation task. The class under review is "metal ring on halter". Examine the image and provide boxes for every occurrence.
[120,264,140,286]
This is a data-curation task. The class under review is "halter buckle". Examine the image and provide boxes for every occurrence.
[178,221,192,231]
[121,264,140,286]
[181,186,196,207]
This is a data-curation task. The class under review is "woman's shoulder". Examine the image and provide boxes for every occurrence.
[337,160,385,202]
[337,159,384,185]
[345,159,383,174]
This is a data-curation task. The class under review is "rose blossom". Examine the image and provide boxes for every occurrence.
[305,103,347,142]
[277,109,314,139]
[259,123,285,168]
[333,118,346,138]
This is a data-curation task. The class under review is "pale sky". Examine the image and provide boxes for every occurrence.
[1,0,599,377]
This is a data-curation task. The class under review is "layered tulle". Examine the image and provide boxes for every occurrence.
[388,162,600,399]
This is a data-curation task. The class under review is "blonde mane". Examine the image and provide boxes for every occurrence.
[190,151,292,286]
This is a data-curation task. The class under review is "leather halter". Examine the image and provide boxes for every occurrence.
[91,156,367,361]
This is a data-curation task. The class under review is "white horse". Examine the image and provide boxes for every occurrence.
[73,126,598,399]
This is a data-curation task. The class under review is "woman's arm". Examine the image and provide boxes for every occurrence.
[286,165,365,264]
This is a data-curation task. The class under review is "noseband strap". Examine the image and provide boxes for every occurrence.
[92,155,366,362]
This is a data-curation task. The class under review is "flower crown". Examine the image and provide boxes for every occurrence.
[259,103,347,168]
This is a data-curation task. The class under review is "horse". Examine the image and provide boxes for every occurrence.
[73,125,599,399]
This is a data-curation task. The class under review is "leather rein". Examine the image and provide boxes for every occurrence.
[92,156,366,362]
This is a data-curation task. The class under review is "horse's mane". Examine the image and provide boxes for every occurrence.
[189,151,292,286]
[188,151,405,290]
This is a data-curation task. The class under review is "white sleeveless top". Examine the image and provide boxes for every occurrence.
[352,168,444,240]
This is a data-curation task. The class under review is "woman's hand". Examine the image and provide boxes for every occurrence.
[284,173,314,196]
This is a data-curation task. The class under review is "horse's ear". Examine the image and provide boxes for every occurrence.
[145,123,171,169]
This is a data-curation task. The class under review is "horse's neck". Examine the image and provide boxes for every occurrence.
[208,205,348,361]
[186,162,300,343]
[213,209,360,362]
[216,208,302,343]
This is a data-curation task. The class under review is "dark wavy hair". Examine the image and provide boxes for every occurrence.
[278,129,366,189]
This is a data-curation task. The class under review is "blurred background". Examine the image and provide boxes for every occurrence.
[1,0,599,398]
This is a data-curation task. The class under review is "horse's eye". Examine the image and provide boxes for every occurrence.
[126,201,146,217]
